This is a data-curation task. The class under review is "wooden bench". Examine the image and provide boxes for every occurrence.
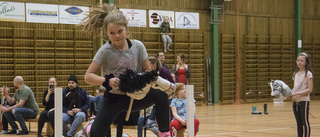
[177,128,185,137]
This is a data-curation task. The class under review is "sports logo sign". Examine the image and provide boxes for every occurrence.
[0,1,25,22]
[59,5,89,24]
[65,6,83,15]
[120,8,146,27]
[26,3,59,24]
[149,10,174,28]
[175,12,199,29]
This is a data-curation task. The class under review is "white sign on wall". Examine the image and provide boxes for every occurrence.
[120,8,146,27]
[26,3,59,24]
[59,5,89,24]
[0,1,25,22]
[175,12,199,29]
[149,10,174,28]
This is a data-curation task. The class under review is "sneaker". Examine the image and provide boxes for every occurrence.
[158,131,170,137]
[37,134,44,137]
[17,130,28,135]
[7,130,17,134]
[0,130,8,134]
[145,119,156,129]
[149,127,159,136]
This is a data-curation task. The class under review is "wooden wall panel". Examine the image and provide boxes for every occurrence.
[0,23,96,104]
[219,0,320,102]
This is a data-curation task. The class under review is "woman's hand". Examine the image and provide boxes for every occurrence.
[109,78,120,88]
[48,87,54,94]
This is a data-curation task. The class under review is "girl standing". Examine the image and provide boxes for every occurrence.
[291,52,313,137]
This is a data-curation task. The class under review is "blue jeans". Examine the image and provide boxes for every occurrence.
[137,116,150,137]
[161,34,172,52]
[63,112,86,136]
[3,107,37,131]
[149,106,156,120]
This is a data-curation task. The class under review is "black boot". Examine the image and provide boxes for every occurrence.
[264,104,268,114]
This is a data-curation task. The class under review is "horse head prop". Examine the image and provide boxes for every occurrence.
[269,80,291,99]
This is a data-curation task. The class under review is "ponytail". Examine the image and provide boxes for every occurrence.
[80,4,127,37]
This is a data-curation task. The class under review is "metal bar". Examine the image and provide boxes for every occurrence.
[294,0,302,57]
[210,2,219,104]
[54,87,63,137]
[186,85,194,137]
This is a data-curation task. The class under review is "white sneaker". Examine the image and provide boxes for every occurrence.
[1,130,8,134]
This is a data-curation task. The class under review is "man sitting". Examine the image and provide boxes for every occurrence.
[0,76,39,135]
[63,74,90,137]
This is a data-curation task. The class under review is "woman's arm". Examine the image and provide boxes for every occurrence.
[43,90,50,106]
[84,61,105,85]
[185,64,191,78]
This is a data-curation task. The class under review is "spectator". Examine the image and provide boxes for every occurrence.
[137,106,157,137]
[0,76,39,135]
[170,83,199,137]
[37,77,56,137]
[88,85,105,118]
[63,74,90,137]
[160,16,172,53]
[0,87,10,134]
[172,53,190,84]
[157,52,169,70]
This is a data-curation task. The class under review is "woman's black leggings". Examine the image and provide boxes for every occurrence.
[90,88,169,137]
[37,110,54,134]
[293,101,310,137]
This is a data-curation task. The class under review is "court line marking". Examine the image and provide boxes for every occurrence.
[214,124,320,135]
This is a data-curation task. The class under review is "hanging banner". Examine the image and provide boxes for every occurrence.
[59,5,89,24]
[26,3,59,24]
[0,1,25,22]
[120,8,146,27]
[149,10,174,28]
[175,12,199,29]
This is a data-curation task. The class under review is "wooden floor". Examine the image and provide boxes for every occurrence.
[1,100,320,137]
